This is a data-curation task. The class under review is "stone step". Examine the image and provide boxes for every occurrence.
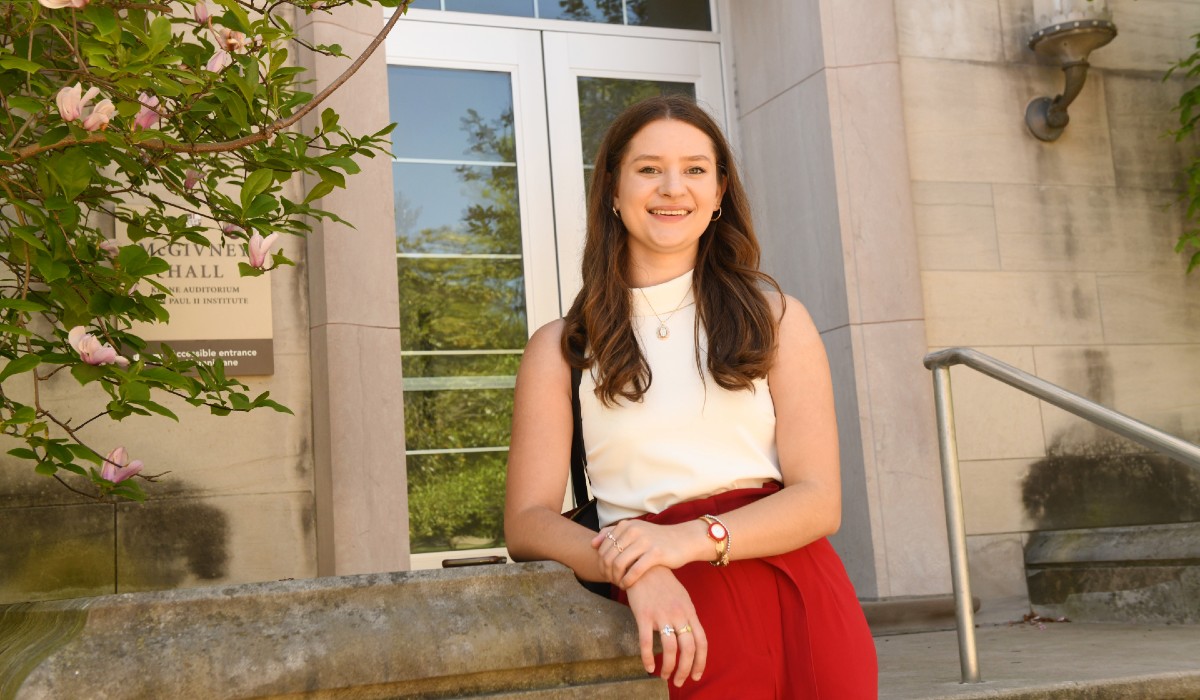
[1024,522,1200,624]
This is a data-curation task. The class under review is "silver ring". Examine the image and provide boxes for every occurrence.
[660,624,675,637]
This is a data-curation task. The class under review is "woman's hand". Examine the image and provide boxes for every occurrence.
[624,566,708,687]
[591,519,707,588]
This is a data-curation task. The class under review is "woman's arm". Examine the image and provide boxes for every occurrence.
[594,294,843,586]
[505,320,708,687]
[503,319,609,582]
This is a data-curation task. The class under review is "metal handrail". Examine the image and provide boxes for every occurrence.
[922,347,1200,684]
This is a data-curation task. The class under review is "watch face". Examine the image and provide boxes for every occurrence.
[708,522,727,540]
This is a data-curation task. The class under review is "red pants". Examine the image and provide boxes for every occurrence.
[615,484,878,699]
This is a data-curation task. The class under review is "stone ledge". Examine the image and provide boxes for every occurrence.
[0,562,666,700]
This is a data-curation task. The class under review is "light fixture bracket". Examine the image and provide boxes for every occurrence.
[1025,18,1117,142]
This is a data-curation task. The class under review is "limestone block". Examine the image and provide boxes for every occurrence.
[1033,344,1200,452]
[859,320,951,597]
[912,181,1001,271]
[960,458,1038,535]
[834,63,925,323]
[729,0,825,116]
[896,0,1006,62]
[739,74,851,333]
[994,184,1183,272]
[0,503,115,604]
[821,326,881,598]
[1105,73,1196,191]
[946,346,1046,461]
[116,491,316,594]
[1092,0,1200,73]
[922,271,1104,347]
[902,58,1116,186]
[300,4,400,330]
[820,0,900,66]
[4,563,664,699]
[309,323,408,575]
[1096,273,1200,344]
[966,533,1031,602]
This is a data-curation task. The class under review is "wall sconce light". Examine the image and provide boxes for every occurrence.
[1025,0,1117,142]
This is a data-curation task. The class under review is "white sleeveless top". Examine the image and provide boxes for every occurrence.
[581,269,782,527]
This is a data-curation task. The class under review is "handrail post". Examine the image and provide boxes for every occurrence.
[931,365,981,683]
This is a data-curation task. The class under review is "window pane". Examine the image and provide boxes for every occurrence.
[577,78,695,163]
[388,67,515,162]
[398,257,528,351]
[626,0,711,30]
[538,0,622,23]
[404,388,515,451]
[394,162,521,255]
[445,0,534,16]
[407,451,507,553]
[406,0,440,8]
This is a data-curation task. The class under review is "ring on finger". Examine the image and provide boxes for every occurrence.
[605,532,625,552]
[660,624,675,637]
[677,624,692,635]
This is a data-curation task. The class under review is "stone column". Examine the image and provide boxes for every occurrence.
[297,5,409,575]
[728,0,950,598]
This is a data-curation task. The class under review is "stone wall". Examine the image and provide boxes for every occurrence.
[896,0,1200,603]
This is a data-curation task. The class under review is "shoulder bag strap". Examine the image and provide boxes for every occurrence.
[569,365,588,507]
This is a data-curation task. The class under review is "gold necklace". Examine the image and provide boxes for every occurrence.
[638,285,692,340]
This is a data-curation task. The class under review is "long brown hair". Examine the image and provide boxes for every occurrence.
[561,95,781,405]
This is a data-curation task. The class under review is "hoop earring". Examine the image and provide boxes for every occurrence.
[711,207,722,222]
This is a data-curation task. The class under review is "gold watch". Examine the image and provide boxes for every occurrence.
[698,514,730,567]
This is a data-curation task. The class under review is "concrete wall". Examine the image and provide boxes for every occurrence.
[896,0,1200,602]
[729,0,952,599]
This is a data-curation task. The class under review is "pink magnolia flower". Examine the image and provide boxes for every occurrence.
[221,223,244,234]
[81,99,115,131]
[205,48,232,73]
[101,446,143,484]
[55,83,100,122]
[221,29,248,52]
[247,232,279,269]
[39,0,90,8]
[133,93,161,130]
[184,169,202,191]
[98,239,119,257]
[68,326,130,368]
[193,2,209,23]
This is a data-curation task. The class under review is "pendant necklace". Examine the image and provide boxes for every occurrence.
[638,284,693,340]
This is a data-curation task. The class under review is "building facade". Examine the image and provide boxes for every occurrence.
[2,0,1198,609]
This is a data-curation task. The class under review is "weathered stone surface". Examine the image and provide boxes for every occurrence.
[0,562,665,699]
[1025,523,1200,624]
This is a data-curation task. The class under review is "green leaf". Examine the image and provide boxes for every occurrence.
[38,125,70,148]
[7,448,37,460]
[34,462,58,476]
[0,354,41,383]
[320,108,339,132]
[8,96,43,114]
[46,149,93,201]
[0,56,44,74]
[240,169,275,211]
[147,16,173,57]
[303,179,335,204]
[82,4,119,35]
[71,363,107,386]
[129,399,179,421]
[0,298,47,313]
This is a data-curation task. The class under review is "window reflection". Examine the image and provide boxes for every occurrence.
[390,64,526,555]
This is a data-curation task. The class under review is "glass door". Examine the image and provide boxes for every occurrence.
[385,22,724,568]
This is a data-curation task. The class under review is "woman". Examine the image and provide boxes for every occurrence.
[505,95,877,698]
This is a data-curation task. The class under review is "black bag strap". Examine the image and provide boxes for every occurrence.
[569,365,588,507]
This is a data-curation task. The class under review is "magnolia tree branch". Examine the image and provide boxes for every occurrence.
[7,6,404,166]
